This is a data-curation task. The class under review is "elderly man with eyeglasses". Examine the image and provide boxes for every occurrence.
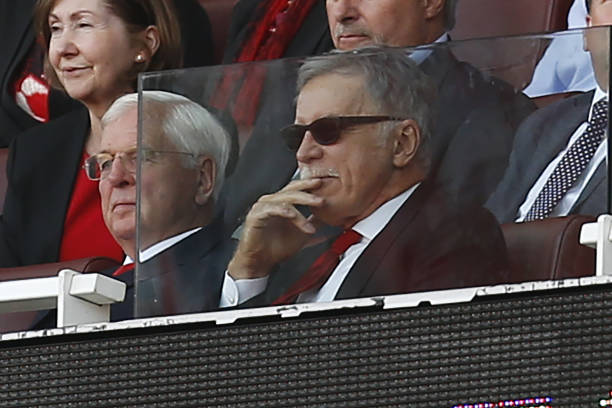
[219,49,510,308]
[87,90,233,318]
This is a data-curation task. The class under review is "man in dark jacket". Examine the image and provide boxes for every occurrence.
[220,0,535,234]
[219,49,509,308]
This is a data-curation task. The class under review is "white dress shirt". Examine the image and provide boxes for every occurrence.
[524,0,596,97]
[123,227,202,264]
[219,185,418,307]
[516,87,607,221]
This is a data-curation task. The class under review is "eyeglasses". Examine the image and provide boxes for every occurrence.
[84,148,195,181]
[280,115,405,152]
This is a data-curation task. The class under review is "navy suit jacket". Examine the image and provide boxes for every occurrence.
[32,217,232,327]
[246,181,510,306]
[133,217,231,318]
[485,91,607,223]
[420,46,535,204]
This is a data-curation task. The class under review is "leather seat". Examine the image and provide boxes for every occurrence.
[449,0,573,90]
[501,215,596,282]
[0,256,120,282]
[451,0,571,40]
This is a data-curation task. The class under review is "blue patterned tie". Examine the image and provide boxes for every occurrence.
[524,98,608,221]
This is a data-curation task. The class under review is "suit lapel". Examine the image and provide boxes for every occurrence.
[27,107,89,263]
[284,0,333,58]
[534,92,593,167]
[522,92,592,200]
[495,92,593,222]
[139,216,226,276]
[335,182,432,299]
[569,93,608,212]
[573,159,606,211]
[137,216,230,314]
[417,46,483,166]
[418,45,454,87]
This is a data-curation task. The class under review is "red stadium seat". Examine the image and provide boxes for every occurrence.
[449,0,573,90]
[501,215,596,283]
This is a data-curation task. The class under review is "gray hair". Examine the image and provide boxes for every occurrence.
[296,46,436,170]
[102,91,231,201]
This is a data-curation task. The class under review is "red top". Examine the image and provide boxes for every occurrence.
[59,152,124,263]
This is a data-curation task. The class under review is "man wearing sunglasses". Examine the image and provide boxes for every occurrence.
[219,50,509,307]
[222,0,535,240]
[93,91,233,319]
[325,0,534,204]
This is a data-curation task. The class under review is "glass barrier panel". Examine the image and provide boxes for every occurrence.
[126,27,610,319]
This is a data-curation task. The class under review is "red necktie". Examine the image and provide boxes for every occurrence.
[271,230,362,305]
[113,262,134,277]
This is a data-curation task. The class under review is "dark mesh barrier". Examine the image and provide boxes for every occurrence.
[1,283,611,407]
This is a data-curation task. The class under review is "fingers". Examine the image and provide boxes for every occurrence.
[260,179,324,205]
[230,180,327,278]
[277,178,322,193]
[248,199,315,234]
[245,179,325,234]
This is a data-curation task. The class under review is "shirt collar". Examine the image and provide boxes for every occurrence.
[589,85,608,122]
[409,32,449,65]
[134,227,203,263]
[352,183,420,242]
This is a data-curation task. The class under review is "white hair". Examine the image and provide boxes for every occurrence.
[102,91,231,201]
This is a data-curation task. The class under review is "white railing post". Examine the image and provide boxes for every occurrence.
[0,270,126,328]
[579,214,612,276]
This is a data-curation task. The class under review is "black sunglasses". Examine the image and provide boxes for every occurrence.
[280,115,405,152]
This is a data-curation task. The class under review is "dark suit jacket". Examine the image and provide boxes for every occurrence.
[174,0,215,68]
[134,217,231,318]
[31,218,232,328]
[485,91,606,223]
[421,46,536,205]
[0,106,89,267]
[220,45,535,235]
[247,181,510,306]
